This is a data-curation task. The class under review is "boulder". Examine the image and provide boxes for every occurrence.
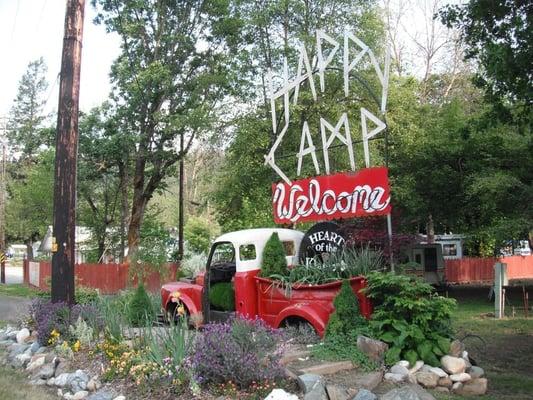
[12,353,31,368]
[357,336,388,362]
[438,377,453,388]
[16,328,30,344]
[448,340,465,357]
[26,354,46,371]
[354,389,377,400]
[398,360,410,368]
[450,373,471,383]
[390,364,410,377]
[87,378,102,392]
[434,387,450,393]
[451,382,463,391]
[415,372,439,389]
[113,397,126,400]
[264,388,299,400]
[87,390,116,400]
[304,385,328,400]
[467,366,485,379]
[325,385,349,400]
[297,374,324,394]
[409,361,424,374]
[55,373,72,387]
[38,363,56,380]
[29,341,41,353]
[381,384,436,400]
[384,373,405,383]
[441,355,466,374]
[455,378,488,396]
[428,367,447,378]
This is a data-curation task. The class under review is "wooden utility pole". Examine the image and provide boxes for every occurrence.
[51,0,85,304]
[178,132,184,261]
[0,119,6,284]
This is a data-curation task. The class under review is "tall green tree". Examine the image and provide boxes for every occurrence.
[8,57,53,158]
[92,0,243,257]
[439,0,533,108]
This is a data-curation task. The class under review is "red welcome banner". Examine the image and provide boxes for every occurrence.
[272,167,391,223]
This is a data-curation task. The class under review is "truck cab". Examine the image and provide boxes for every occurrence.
[161,228,371,336]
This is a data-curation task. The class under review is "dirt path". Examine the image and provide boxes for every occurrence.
[0,295,31,323]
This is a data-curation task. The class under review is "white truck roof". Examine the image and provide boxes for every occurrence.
[214,228,304,272]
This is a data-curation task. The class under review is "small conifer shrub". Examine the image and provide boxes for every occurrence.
[259,232,288,278]
[128,284,154,326]
[325,279,367,338]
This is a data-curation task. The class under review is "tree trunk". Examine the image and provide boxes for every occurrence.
[25,239,33,260]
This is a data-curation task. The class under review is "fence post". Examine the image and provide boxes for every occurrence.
[494,262,508,319]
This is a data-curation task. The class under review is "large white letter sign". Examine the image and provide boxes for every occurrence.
[316,30,340,93]
[320,113,355,174]
[297,121,320,176]
[293,44,317,105]
[343,32,369,97]
[264,124,291,185]
[361,108,386,168]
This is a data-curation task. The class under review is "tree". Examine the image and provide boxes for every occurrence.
[8,57,53,158]
[259,232,288,277]
[92,0,243,257]
[439,0,533,107]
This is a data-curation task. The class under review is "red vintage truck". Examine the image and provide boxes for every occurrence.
[161,228,371,336]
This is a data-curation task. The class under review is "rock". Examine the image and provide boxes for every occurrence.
[16,328,30,344]
[297,374,324,394]
[467,366,485,379]
[55,358,71,377]
[407,374,417,384]
[299,361,353,375]
[72,391,89,400]
[264,388,299,400]
[409,361,424,374]
[448,340,465,357]
[6,329,18,340]
[451,382,463,391]
[87,390,116,400]
[441,355,466,374]
[419,365,432,373]
[450,373,471,383]
[390,364,410,377]
[47,377,56,386]
[415,372,439,389]
[357,336,388,362]
[13,353,31,368]
[9,343,29,357]
[384,373,405,383]
[113,396,126,400]
[26,354,46,371]
[455,378,488,396]
[29,378,47,385]
[438,377,453,388]
[428,367,447,378]
[434,387,449,393]
[281,350,311,365]
[29,341,41,353]
[70,370,90,393]
[354,389,377,400]
[304,385,328,400]
[35,346,47,354]
[55,373,72,387]
[398,360,410,368]
[87,378,101,392]
[57,389,63,397]
[39,363,56,379]
[381,384,436,400]
[353,370,383,391]
[325,385,349,400]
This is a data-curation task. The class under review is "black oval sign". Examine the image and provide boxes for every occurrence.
[298,222,347,264]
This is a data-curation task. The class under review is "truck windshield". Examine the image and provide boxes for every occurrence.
[211,242,235,265]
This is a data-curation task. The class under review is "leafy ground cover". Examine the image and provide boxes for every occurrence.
[433,286,533,400]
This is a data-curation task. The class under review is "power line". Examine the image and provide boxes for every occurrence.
[10,0,21,43]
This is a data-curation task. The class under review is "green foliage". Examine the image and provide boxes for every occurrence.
[325,280,368,338]
[209,282,235,311]
[184,216,219,254]
[259,233,288,278]
[75,286,99,305]
[128,284,155,327]
[365,272,456,366]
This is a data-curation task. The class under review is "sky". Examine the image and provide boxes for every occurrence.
[0,0,121,118]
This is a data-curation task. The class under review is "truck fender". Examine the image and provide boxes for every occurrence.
[275,303,330,337]
[165,293,200,317]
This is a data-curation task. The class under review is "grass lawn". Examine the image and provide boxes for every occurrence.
[433,286,533,400]
[0,283,42,298]
[0,360,57,400]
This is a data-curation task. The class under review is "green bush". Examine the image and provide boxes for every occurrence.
[325,280,368,338]
[259,233,288,278]
[365,272,456,366]
[209,282,235,311]
[127,284,155,327]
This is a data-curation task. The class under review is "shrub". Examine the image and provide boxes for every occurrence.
[259,233,288,278]
[69,316,94,348]
[209,282,235,311]
[365,272,457,366]
[312,331,377,371]
[190,317,285,388]
[325,280,368,338]
[128,284,155,327]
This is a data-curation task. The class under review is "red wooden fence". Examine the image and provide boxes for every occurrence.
[445,255,533,284]
[24,260,178,294]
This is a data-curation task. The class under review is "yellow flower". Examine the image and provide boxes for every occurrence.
[170,291,181,303]
[177,304,185,316]
[72,340,81,352]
